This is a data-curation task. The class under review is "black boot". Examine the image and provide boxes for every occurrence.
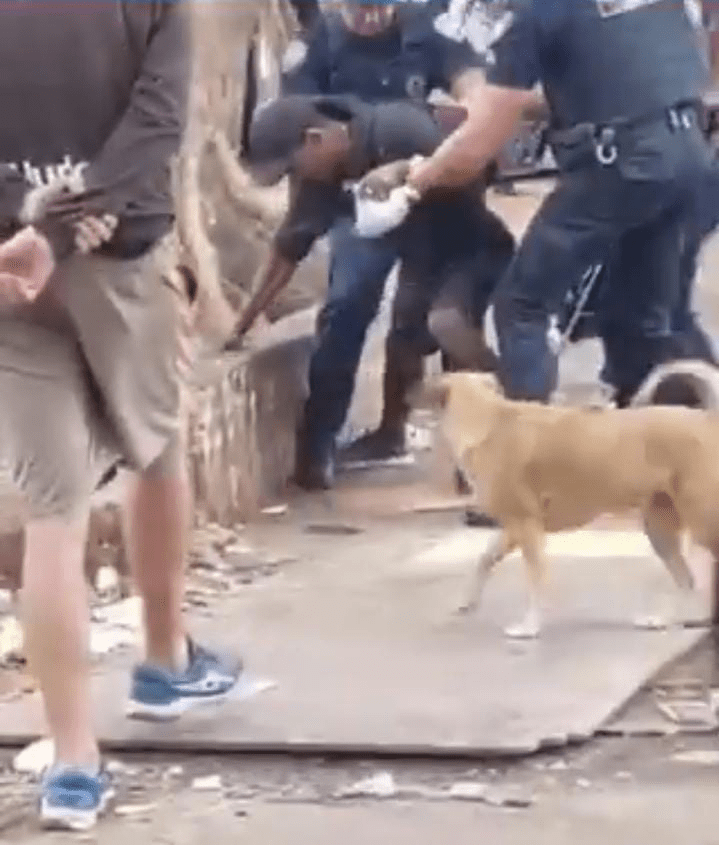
[292,422,335,491]
[338,339,423,468]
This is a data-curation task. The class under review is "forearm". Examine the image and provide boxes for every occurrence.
[409,85,531,193]
[233,251,298,338]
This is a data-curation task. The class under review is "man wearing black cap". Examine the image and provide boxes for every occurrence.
[235,93,515,489]
[258,0,492,488]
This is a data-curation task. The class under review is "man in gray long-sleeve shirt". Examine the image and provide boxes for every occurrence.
[0,2,242,829]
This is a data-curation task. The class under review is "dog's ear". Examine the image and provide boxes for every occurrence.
[409,377,450,412]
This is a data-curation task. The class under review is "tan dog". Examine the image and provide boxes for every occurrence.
[417,371,719,638]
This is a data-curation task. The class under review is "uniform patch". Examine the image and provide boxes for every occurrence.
[434,0,514,55]
[595,0,663,18]
[281,39,308,73]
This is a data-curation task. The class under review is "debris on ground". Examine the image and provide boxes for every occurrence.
[261,504,288,517]
[89,596,141,657]
[165,765,184,779]
[670,749,719,765]
[654,698,717,727]
[115,802,158,817]
[94,565,121,598]
[0,616,23,665]
[447,781,488,801]
[304,523,363,536]
[191,775,224,792]
[13,738,54,776]
[483,785,535,808]
[334,771,397,799]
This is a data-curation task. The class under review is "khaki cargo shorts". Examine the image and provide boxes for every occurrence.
[0,236,187,518]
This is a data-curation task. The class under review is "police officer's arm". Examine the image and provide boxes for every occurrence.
[228,179,340,343]
[409,7,543,192]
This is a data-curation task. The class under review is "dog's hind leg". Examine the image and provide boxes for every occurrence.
[458,530,515,615]
[505,521,548,640]
[635,493,696,630]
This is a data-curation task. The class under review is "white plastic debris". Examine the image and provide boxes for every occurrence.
[0,589,14,613]
[14,738,54,776]
[166,765,184,778]
[260,504,288,517]
[191,775,223,792]
[337,771,397,799]
[90,625,137,656]
[0,615,23,661]
[670,749,719,765]
[448,781,489,801]
[95,565,120,594]
[115,802,157,817]
[89,596,142,656]
[547,759,569,771]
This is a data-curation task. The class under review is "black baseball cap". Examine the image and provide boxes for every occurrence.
[245,94,361,185]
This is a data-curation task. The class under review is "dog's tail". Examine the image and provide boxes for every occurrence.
[630,360,719,410]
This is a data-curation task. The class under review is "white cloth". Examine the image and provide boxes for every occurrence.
[353,185,414,238]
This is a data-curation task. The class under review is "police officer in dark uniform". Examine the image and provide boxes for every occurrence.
[234,93,514,489]
[393,0,716,406]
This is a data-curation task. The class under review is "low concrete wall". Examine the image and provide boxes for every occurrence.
[187,307,317,526]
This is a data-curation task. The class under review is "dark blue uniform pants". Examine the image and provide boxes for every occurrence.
[493,118,715,401]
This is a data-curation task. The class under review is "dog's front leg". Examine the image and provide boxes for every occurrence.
[505,523,547,640]
[458,530,514,615]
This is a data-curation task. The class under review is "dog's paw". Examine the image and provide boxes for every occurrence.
[504,619,540,640]
[632,613,670,631]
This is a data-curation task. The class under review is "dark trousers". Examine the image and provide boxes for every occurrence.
[302,217,397,461]
[493,116,716,401]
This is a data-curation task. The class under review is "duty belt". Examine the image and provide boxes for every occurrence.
[548,100,701,166]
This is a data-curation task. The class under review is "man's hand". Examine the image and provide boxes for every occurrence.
[357,160,413,202]
[74,214,118,254]
[0,226,55,305]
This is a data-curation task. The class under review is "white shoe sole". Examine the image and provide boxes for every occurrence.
[126,675,276,722]
[40,788,114,831]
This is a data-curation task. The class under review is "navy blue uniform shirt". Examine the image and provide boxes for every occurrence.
[484,0,707,128]
[282,4,484,102]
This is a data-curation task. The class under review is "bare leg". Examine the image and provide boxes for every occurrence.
[123,447,189,672]
[22,509,98,769]
[458,529,515,614]
[505,521,548,639]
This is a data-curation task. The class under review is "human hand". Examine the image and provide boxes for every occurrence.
[74,214,118,254]
[0,226,55,305]
[357,160,413,202]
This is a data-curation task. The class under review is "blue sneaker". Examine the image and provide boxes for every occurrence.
[40,766,114,831]
[126,639,243,721]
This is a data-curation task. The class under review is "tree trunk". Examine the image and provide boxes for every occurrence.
[174,0,291,345]
[179,0,327,525]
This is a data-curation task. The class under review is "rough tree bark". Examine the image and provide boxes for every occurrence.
[175,0,294,345]
[179,0,326,526]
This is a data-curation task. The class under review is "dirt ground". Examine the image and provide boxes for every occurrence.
[2,729,719,842]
